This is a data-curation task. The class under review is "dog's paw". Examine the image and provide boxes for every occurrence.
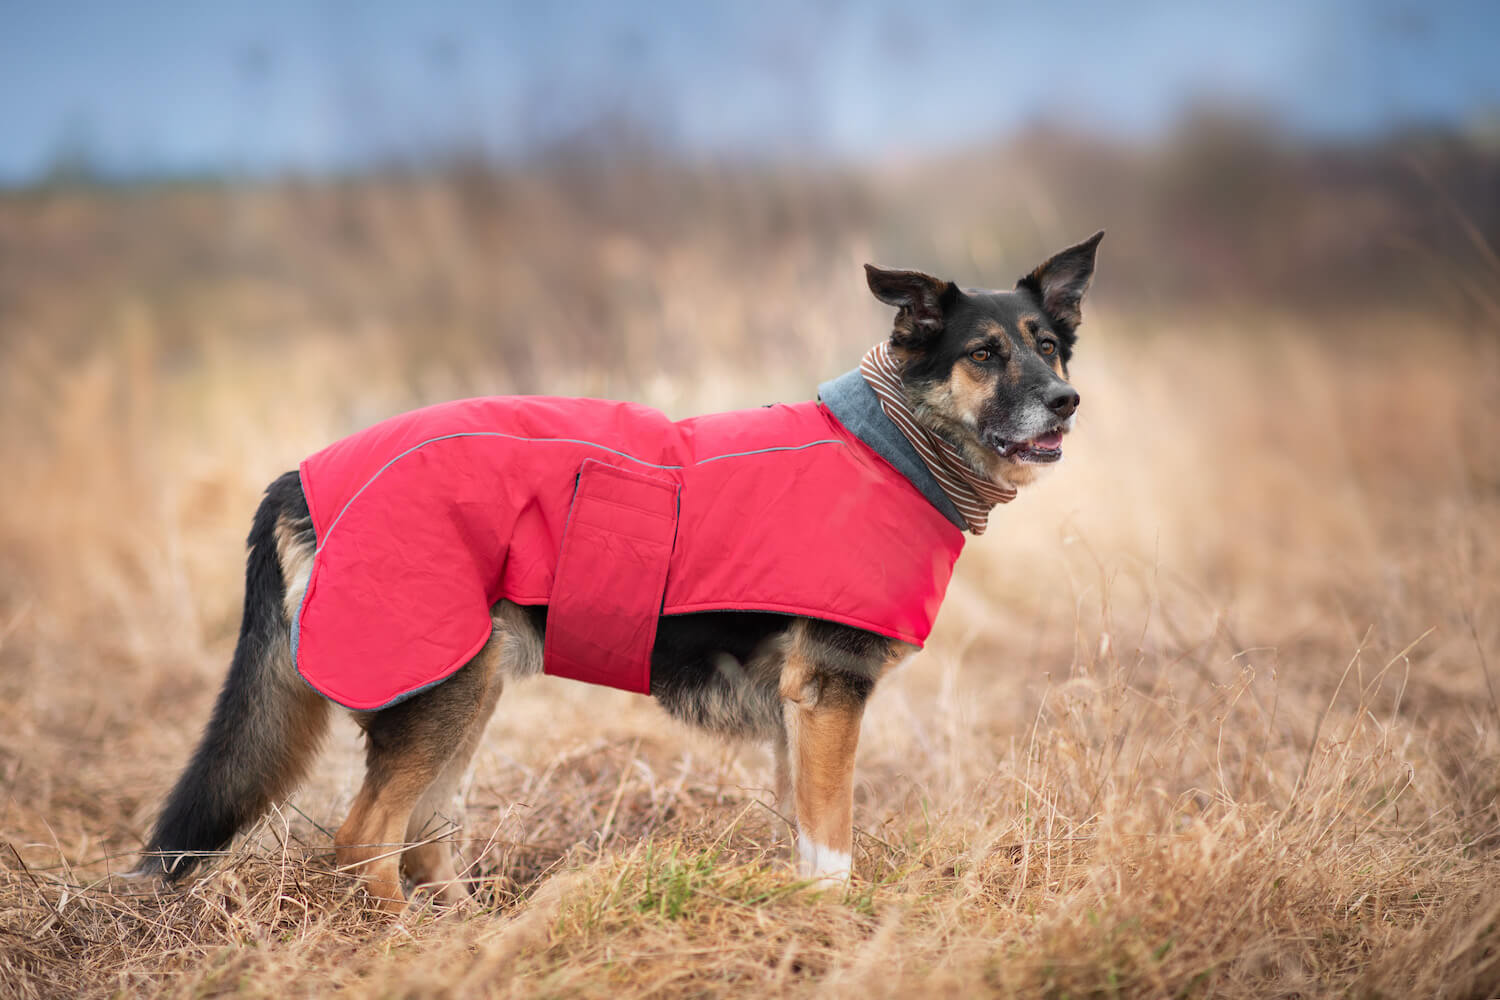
[796,830,852,890]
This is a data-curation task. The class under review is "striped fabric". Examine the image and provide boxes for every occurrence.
[860,342,1015,534]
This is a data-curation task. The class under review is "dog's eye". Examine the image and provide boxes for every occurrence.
[1038,339,1057,357]
[969,349,991,363]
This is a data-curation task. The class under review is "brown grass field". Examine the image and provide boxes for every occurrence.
[1,169,1498,998]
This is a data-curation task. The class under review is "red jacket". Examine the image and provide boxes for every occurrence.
[293,396,965,709]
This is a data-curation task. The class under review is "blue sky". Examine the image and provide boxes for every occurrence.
[2,0,1498,182]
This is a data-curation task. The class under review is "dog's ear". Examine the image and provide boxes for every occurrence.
[1016,231,1104,335]
[865,265,957,349]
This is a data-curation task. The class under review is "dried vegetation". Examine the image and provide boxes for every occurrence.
[1,153,1498,997]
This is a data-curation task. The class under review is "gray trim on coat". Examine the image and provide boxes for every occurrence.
[818,367,968,532]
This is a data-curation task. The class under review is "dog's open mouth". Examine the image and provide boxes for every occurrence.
[998,429,1064,464]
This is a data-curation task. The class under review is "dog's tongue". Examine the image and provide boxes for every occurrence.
[1032,430,1064,450]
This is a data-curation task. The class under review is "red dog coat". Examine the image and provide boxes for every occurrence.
[293,396,965,709]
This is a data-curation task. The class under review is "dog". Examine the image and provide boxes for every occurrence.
[136,232,1102,912]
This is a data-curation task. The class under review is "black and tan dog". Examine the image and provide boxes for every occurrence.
[137,232,1102,911]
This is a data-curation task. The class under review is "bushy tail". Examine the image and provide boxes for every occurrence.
[137,472,330,882]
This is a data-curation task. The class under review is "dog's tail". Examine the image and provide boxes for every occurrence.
[136,471,331,883]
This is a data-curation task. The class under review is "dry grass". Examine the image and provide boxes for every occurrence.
[1,175,1498,998]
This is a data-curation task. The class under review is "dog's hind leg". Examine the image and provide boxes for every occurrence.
[399,651,506,905]
[337,646,499,912]
[336,602,538,912]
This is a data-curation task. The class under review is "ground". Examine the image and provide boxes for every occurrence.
[1,178,1497,998]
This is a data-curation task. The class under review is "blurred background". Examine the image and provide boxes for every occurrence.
[4,0,1498,327]
[2,5,1500,993]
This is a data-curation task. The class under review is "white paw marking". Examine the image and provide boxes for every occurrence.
[797,829,852,888]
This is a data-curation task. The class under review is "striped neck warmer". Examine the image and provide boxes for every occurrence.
[860,341,1015,534]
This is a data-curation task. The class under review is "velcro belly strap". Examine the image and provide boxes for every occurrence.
[543,459,680,693]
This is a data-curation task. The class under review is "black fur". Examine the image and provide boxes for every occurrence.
[139,471,320,881]
[1014,230,1105,349]
[526,605,799,739]
[797,619,883,701]
[864,265,960,348]
[649,611,795,737]
[529,606,881,736]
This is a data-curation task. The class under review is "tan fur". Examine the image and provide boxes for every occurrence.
[1015,315,1041,350]
[772,726,793,817]
[780,653,865,861]
[276,684,332,796]
[876,641,920,682]
[490,600,545,681]
[945,363,996,429]
[972,318,1006,340]
[999,459,1042,488]
[275,514,315,622]
[335,760,443,912]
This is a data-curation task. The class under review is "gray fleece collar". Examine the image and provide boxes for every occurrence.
[818,367,968,532]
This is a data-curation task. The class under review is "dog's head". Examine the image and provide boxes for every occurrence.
[865,231,1102,489]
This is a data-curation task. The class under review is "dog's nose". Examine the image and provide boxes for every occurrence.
[1047,387,1080,418]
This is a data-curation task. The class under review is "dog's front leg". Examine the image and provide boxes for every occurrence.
[779,654,868,888]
